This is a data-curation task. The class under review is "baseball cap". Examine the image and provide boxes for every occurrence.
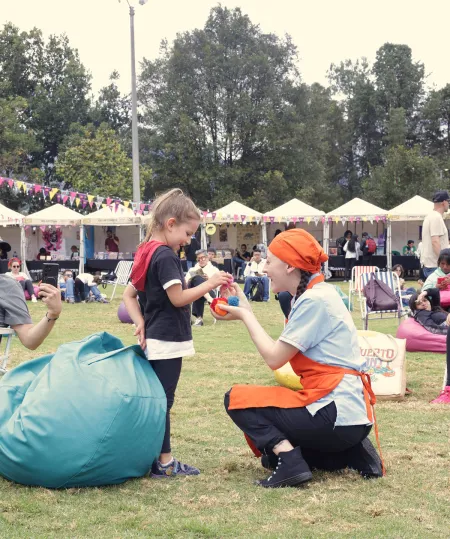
[432,190,450,203]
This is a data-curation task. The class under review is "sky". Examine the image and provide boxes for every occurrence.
[2,0,450,96]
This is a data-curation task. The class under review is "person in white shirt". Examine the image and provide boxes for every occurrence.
[186,250,220,326]
[421,190,449,279]
[5,257,37,302]
[343,235,360,282]
[243,249,269,301]
[75,273,108,303]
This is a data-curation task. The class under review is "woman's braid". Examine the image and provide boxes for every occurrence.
[294,271,312,301]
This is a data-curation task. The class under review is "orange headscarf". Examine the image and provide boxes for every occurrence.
[269,229,328,273]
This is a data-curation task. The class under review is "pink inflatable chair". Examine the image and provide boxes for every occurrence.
[439,290,450,309]
[24,286,40,301]
[396,317,446,353]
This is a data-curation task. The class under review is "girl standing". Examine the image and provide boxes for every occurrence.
[343,234,360,282]
[5,258,37,302]
[213,229,382,488]
[123,189,232,477]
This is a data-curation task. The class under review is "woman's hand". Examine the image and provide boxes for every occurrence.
[208,271,233,290]
[38,283,62,317]
[134,321,146,350]
[437,280,447,290]
[210,283,252,321]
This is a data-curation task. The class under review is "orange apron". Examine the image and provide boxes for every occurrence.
[228,275,385,474]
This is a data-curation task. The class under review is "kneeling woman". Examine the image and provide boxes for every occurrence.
[214,230,383,488]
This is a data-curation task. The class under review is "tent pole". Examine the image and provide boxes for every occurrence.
[323,220,329,278]
[200,224,207,250]
[79,225,85,274]
[20,225,30,278]
[387,220,392,270]
[262,222,268,248]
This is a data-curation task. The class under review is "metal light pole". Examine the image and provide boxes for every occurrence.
[124,0,148,204]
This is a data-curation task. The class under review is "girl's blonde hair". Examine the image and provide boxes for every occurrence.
[142,188,201,243]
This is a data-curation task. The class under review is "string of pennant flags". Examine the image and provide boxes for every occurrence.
[0,176,152,215]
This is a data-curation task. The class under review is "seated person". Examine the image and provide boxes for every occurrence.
[5,258,37,302]
[207,248,218,267]
[59,270,75,303]
[408,289,450,403]
[186,249,219,327]
[392,264,417,306]
[402,240,416,256]
[252,243,267,258]
[232,244,251,273]
[422,249,450,291]
[0,274,61,350]
[243,249,269,302]
[75,273,108,303]
[0,238,11,260]
[70,245,80,259]
[36,247,50,260]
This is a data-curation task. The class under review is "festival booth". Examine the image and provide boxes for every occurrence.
[82,205,141,272]
[203,201,262,272]
[262,199,325,246]
[22,204,83,278]
[325,198,389,275]
[0,203,23,274]
[388,195,433,273]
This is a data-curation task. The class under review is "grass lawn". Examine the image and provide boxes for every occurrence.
[0,284,449,538]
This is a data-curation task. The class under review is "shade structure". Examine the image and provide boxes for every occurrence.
[23,204,82,226]
[208,201,262,223]
[0,203,23,226]
[263,198,324,219]
[82,205,142,226]
[388,195,433,221]
[326,198,388,220]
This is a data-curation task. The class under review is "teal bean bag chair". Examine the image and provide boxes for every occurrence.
[0,332,166,488]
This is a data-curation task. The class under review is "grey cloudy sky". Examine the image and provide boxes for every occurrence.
[2,0,449,96]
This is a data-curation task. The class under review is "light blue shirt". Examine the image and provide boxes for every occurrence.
[280,279,371,427]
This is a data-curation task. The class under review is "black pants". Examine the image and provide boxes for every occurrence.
[74,278,87,301]
[19,279,35,297]
[224,393,370,456]
[189,275,216,318]
[149,358,183,454]
[344,258,356,281]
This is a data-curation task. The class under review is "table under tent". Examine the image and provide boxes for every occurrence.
[22,204,83,279]
[0,203,23,274]
[82,205,141,272]
[324,198,389,276]
[262,198,325,246]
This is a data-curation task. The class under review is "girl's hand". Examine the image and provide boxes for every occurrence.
[210,283,252,321]
[438,281,447,290]
[208,271,233,290]
[134,321,146,351]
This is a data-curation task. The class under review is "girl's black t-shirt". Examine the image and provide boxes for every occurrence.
[143,245,192,342]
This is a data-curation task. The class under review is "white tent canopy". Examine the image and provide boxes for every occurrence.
[264,198,325,218]
[208,201,262,223]
[23,204,82,226]
[388,195,433,221]
[327,198,388,219]
[0,202,23,225]
[82,204,142,226]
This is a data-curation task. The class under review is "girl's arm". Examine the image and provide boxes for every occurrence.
[166,271,232,308]
[123,284,146,350]
[424,287,441,308]
[211,284,298,370]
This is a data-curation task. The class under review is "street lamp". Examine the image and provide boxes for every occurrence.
[120,0,148,204]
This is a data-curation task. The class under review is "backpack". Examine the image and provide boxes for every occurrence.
[364,273,399,312]
[366,238,377,254]
[250,279,264,302]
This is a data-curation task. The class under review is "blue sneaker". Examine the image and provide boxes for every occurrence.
[151,458,200,478]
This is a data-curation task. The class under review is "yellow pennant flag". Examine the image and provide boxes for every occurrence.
[334,217,339,224]
[277,216,282,223]
[87,194,94,205]
[75,197,81,207]
[123,200,130,208]
[49,187,59,201]
[306,217,311,224]
[102,203,107,209]
[15,181,24,192]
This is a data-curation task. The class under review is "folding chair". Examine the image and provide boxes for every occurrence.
[360,271,403,330]
[0,328,15,376]
[108,260,134,301]
[349,265,380,312]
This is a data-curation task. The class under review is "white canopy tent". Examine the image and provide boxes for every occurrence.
[204,201,262,251]
[82,205,141,260]
[0,203,23,263]
[325,198,389,269]
[23,204,84,272]
[263,198,325,246]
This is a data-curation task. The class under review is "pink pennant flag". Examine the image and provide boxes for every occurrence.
[321,217,325,223]
[292,217,298,224]
[140,203,146,211]
[375,215,380,222]
[106,197,112,206]
[349,216,355,223]
[63,195,69,204]
[356,216,361,223]
[70,191,76,198]
[82,200,87,209]
[8,180,14,188]
[34,184,42,193]
[40,225,46,232]
[0,177,5,186]
[234,214,239,222]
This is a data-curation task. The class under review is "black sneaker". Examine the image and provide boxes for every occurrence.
[261,453,277,471]
[256,447,312,488]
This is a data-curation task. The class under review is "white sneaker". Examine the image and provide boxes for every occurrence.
[193,318,204,327]
[31,296,37,303]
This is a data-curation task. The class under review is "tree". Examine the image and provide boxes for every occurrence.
[56,125,146,199]
[363,145,438,209]
[90,71,131,133]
